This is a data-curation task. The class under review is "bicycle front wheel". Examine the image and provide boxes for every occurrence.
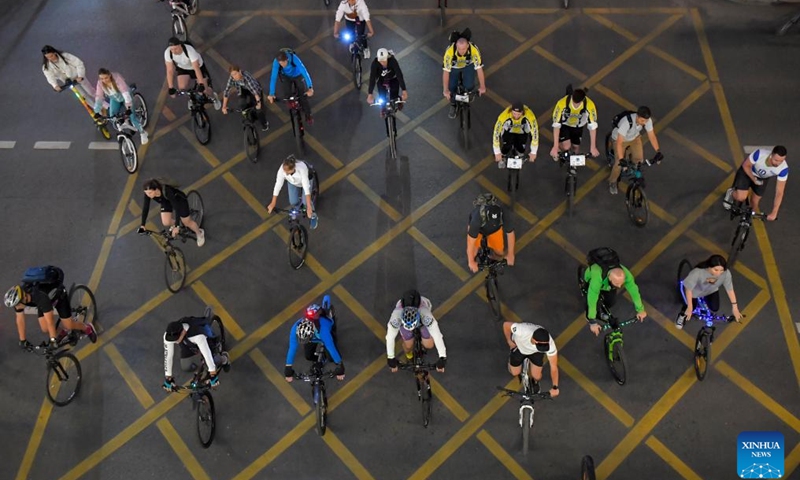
[387,116,397,159]
[197,391,216,448]
[521,407,532,454]
[186,190,204,227]
[421,377,432,427]
[605,336,627,385]
[314,385,328,436]
[566,174,576,217]
[309,168,320,210]
[192,110,211,145]
[244,124,259,163]
[210,314,226,351]
[119,136,138,174]
[581,455,596,480]
[172,15,188,43]
[626,183,648,227]
[677,259,692,303]
[288,224,308,270]
[46,352,82,406]
[165,247,187,293]
[188,0,199,14]
[133,92,149,128]
[694,329,711,381]
[69,284,97,327]
[352,55,362,90]
[727,224,748,268]
[486,275,502,322]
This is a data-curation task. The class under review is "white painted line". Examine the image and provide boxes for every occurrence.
[0,141,16,149]
[88,142,119,150]
[34,141,71,149]
[743,146,773,155]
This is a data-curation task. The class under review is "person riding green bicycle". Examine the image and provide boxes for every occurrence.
[4,265,97,349]
[503,322,560,398]
[284,303,345,382]
[677,254,743,329]
[162,310,230,391]
[467,193,516,273]
[386,289,446,373]
[583,247,647,336]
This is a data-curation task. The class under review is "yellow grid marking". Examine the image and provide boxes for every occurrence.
[249,347,311,416]
[645,436,704,480]
[190,281,247,340]
[348,174,403,222]
[414,127,471,171]
[322,430,376,480]
[155,419,212,480]
[480,15,527,42]
[104,343,155,409]
[476,430,534,480]
[374,16,416,43]
[559,357,635,428]
[407,227,471,282]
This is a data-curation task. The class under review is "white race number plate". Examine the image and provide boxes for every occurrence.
[569,154,586,167]
[507,156,524,169]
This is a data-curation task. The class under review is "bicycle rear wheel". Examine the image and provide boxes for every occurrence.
[99,124,112,140]
[119,136,138,174]
[352,55,362,90]
[197,391,216,448]
[694,329,711,381]
[566,174,576,217]
[605,335,627,385]
[581,455,596,480]
[727,224,748,268]
[133,92,149,128]
[186,190,204,228]
[244,124,259,163]
[188,0,199,14]
[421,376,432,427]
[309,168,320,210]
[314,384,328,436]
[521,407,532,454]
[288,224,308,270]
[172,15,188,43]
[677,259,692,303]
[387,116,397,159]
[210,315,226,351]
[165,247,187,293]
[486,275,502,322]
[69,284,97,327]
[46,352,82,406]
[192,109,211,145]
[626,183,648,226]
[291,111,305,156]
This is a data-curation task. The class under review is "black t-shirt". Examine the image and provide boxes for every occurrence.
[141,185,186,225]
[467,205,514,237]
[368,56,406,95]
[16,287,55,315]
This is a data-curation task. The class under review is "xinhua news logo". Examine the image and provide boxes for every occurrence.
[737,431,784,478]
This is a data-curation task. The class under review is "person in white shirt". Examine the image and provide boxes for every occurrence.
[163,37,221,110]
[266,155,318,228]
[503,322,560,397]
[608,106,663,195]
[385,290,446,373]
[333,0,375,58]
[724,145,788,221]
[162,311,230,391]
[41,45,94,103]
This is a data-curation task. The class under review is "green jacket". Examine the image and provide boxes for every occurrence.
[584,264,644,320]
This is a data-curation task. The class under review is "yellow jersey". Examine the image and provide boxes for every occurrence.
[551,95,598,130]
[442,43,483,72]
[492,106,539,154]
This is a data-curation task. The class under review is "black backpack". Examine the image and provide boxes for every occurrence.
[586,247,621,278]
[611,110,635,129]
[448,28,473,66]
[279,48,297,70]
[169,40,197,68]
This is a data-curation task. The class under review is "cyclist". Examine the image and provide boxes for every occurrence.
[503,322,560,397]
[723,145,788,221]
[333,0,375,58]
[492,101,539,166]
[4,266,97,350]
[41,45,94,103]
[162,310,230,391]
[582,247,646,336]
[284,303,345,382]
[221,65,269,132]
[466,193,516,273]
[267,49,314,125]
[677,254,743,329]
[367,48,408,137]
[442,29,486,119]
[549,87,599,159]
[137,178,205,247]
[266,155,318,229]
[164,37,221,110]
[92,68,148,144]
[608,106,662,194]
[386,289,446,373]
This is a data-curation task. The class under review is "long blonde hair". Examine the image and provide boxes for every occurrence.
[98,68,120,93]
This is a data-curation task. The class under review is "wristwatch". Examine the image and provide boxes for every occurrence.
[551,385,559,390]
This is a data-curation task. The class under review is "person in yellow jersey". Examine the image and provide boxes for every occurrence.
[442,29,486,119]
[492,102,538,167]
[549,87,599,159]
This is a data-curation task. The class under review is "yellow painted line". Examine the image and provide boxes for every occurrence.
[420,45,441,63]
[196,15,254,51]
[555,314,591,350]
[592,84,637,111]
[486,14,575,77]
[151,112,191,142]
[475,8,561,14]
[645,301,695,351]
[475,175,539,226]
[711,288,770,359]
[274,15,309,42]
[716,361,800,432]
[655,81,710,134]
[544,229,586,264]
[430,376,470,422]
[328,355,385,412]
[274,224,332,281]
[205,47,233,73]
[414,127,471,171]
[684,229,768,291]
[407,227,471,282]
[222,171,269,220]
[663,129,732,173]
[332,284,386,340]
[304,132,346,169]
[248,348,310,416]
[178,126,222,167]
[583,7,687,14]
[435,274,484,321]
[560,357,635,428]
[690,9,719,82]
[311,45,352,80]
[87,237,114,293]
[596,367,697,478]
[373,16,416,43]
[480,15,526,42]
[190,281,247,340]
[128,198,142,217]
[533,45,587,81]
[785,441,800,478]
[645,436,703,480]
[348,174,403,222]
[162,106,177,122]
[14,399,53,480]
[322,430,376,480]
[104,343,155,409]
[155,419,212,480]
[476,430,533,480]
[647,199,679,225]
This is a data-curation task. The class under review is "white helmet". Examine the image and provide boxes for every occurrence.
[377,48,390,62]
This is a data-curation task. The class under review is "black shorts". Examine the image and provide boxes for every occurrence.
[732,165,768,197]
[175,63,213,87]
[160,196,191,219]
[509,348,545,367]
[558,125,583,145]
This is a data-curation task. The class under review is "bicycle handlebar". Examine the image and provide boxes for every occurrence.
[370,99,406,107]
[478,258,507,271]
[729,206,768,219]
[294,371,337,381]
[398,361,439,371]
[597,316,639,331]
[496,386,552,400]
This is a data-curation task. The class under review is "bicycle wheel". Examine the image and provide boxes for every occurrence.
[460,107,470,149]
[133,92,149,128]
[387,116,397,160]
[119,136,138,174]
[196,391,216,448]
[324,0,330,6]
[421,377,432,427]
[46,352,82,406]
[244,124,259,163]
[291,111,305,156]
[309,168,320,210]
[210,315,226,351]
[186,190,204,227]
[314,384,328,436]
[563,0,570,8]
[776,13,800,36]
[605,335,627,385]
[521,407,532,454]
[626,183,649,227]
[486,275,502,322]
[192,109,211,145]
[439,3,446,26]
[288,224,308,270]
[581,455,596,480]
[173,15,188,43]
[677,259,692,303]
[99,125,112,140]
[188,0,199,15]
[694,329,711,381]
[727,224,748,268]
[566,174,576,217]
[352,55,362,90]
[164,247,186,293]
[69,284,97,327]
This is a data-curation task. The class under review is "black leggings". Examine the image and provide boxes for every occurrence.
[684,291,721,312]
[240,89,268,128]
[501,132,530,156]
[279,74,312,115]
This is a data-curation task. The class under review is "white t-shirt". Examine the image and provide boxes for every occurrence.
[748,148,788,181]
[163,44,203,70]
[273,161,312,196]
[335,0,370,22]
[510,323,557,356]
[611,113,654,142]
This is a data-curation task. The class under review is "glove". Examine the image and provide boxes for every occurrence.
[387,357,399,369]
[197,84,206,93]
[163,378,176,392]
[168,87,177,95]
[137,225,146,235]
[93,112,101,120]
[653,151,664,164]
[284,365,295,378]
[436,357,447,370]
[334,362,345,376]
[19,340,32,350]
[209,374,220,388]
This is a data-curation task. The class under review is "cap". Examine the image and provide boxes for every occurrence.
[511,102,524,113]
[165,321,185,342]
[168,37,182,46]
[533,328,550,352]
[377,48,389,62]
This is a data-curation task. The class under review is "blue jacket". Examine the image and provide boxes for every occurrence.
[269,53,313,96]
[285,316,341,365]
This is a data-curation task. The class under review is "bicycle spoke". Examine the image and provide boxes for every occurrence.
[46,353,82,406]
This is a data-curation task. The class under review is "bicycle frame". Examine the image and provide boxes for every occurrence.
[476,245,507,275]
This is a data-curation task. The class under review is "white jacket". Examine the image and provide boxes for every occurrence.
[42,52,87,88]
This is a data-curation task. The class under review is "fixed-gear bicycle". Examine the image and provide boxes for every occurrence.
[234,105,263,163]
[25,341,82,407]
[59,78,112,139]
[295,343,337,436]
[281,83,308,156]
[557,150,587,218]
[341,27,367,89]
[370,84,406,160]
[163,0,199,42]
[397,327,439,427]
[176,84,212,145]
[497,357,552,454]
[677,259,741,381]
[453,83,477,150]
[725,201,766,268]
[476,238,508,322]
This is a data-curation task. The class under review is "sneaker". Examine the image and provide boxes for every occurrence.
[405,351,413,360]
[212,93,222,111]
[310,213,318,230]
[609,182,618,195]
[363,47,370,59]
[723,188,733,210]
[86,324,98,343]
[305,114,314,126]
[220,352,231,373]
[261,121,270,132]
[448,104,457,119]
[196,228,206,247]
[676,313,686,330]
[532,381,541,394]
[140,131,149,145]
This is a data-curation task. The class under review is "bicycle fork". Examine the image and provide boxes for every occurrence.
[518,403,535,428]
[606,331,623,361]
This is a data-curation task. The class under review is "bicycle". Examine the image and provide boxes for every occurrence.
[498,146,529,194]
[438,0,448,26]
[274,204,317,270]
[234,105,261,163]
[617,157,655,227]
[476,239,508,322]
[370,84,406,160]
[25,341,82,407]
[397,327,439,427]
[170,310,227,448]
[776,8,800,36]
[165,0,199,42]
[725,202,766,268]
[294,342,337,436]
[97,87,149,174]
[496,357,552,454]
[52,283,99,347]
[341,27,367,89]
[563,0,570,9]
[281,84,308,156]
[59,79,111,139]
[581,455,596,480]
[175,84,211,145]
[453,83,477,149]
[677,259,741,381]
[557,151,587,218]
